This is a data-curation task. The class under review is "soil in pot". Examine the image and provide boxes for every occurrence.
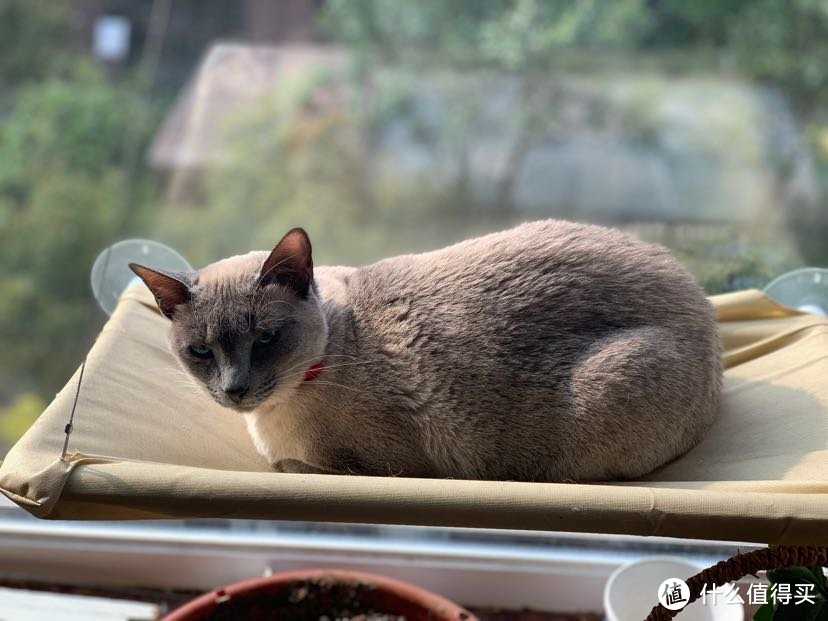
[203,574,429,620]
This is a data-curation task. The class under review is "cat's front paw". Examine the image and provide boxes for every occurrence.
[273,458,343,475]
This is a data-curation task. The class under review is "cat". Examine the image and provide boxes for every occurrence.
[130,220,722,482]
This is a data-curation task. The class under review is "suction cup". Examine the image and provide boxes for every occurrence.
[763,267,828,317]
[90,239,193,316]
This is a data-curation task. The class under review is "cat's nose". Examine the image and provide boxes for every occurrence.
[224,384,249,403]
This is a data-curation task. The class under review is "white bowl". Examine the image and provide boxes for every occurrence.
[604,556,743,621]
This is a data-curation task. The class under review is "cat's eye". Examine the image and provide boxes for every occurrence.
[189,344,213,359]
[255,331,276,345]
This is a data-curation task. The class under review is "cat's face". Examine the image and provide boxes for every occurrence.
[131,228,326,412]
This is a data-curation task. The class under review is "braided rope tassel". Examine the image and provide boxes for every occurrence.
[645,546,828,621]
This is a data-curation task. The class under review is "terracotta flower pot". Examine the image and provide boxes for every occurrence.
[163,568,477,621]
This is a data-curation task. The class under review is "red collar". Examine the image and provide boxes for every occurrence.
[303,361,326,382]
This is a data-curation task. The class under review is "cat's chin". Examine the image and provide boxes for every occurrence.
[212,383,300,413]
[225,403,259,413]
[212,396,261,413]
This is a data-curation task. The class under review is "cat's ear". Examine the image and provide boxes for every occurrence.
[128,264,192,319]
[258,227,313,298]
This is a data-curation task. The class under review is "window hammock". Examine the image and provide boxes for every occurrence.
[1,285,826,543]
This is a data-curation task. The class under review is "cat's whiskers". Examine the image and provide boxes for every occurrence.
[152,364,192,380]
[163,372,197,386]
[313,359,384,371]
[279,360,385,380]
[275,353,366,378]
[167,379,202,394]
[171,383,200,394]
[274,356,326,378]
[323,338,354,354]
[275,357,384,384]
[152,364,204,394]
[299,380,370,395]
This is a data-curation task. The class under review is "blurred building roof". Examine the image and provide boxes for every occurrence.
[148,43,346,171]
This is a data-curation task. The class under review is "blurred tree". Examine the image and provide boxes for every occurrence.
[321,0,828,109]
[0,393,46,451]
[0,0,69,87]
[0,2,166,456]
[649,0,828,112]
[0,63,159,419]
[165,0,816,278]
[649,0,828,265]
[319,0,651,69]
[319,0,828,264]
[158,71,480,268]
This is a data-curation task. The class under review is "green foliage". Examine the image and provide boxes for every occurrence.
[319,0,828,267]
[0,392,46,451]
[0,64,159,407]
[663,0,828,110]
[755,566,828,621]
[320,0,651,69]
[0,63,156,200]
[167,2,818,278]
[0,0,68,85]
[668,233,800,295]
[321,0,828,110]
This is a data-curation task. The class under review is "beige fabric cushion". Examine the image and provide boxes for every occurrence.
[1,285,826,543]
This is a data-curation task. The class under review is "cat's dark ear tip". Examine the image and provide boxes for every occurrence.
[279,227,312,261]
[285,227,311,243]
[125,263,190,319]
[128,263,157,282]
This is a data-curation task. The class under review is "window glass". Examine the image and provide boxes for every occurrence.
[1,1,826,476]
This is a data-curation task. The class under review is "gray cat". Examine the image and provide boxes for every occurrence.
[130,220,721,482]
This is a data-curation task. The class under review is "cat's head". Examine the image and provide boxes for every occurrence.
[130,228,327,412]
